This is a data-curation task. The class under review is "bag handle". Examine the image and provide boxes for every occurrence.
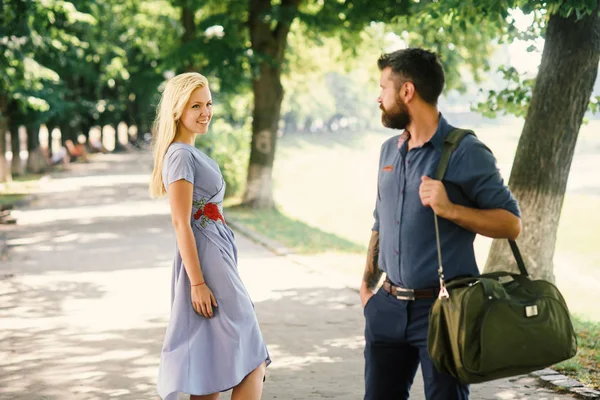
[433,128,529,298]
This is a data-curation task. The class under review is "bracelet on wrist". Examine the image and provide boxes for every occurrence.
[191,281,205,287]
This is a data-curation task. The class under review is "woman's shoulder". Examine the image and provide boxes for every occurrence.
[167,142,196,154]
[165,143,220,174]
[166,143,201,163]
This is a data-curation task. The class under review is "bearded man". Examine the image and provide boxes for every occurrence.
[360,48,522,400]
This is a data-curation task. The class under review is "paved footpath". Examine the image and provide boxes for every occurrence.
[0,152,578,399]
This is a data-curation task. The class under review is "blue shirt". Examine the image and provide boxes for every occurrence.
[373,115,521,289]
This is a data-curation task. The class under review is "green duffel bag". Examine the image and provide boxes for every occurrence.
[426,129,577,384]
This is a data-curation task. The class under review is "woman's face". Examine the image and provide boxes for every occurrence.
[178,86,213,136]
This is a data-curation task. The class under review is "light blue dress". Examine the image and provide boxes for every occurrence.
[157,143,270,399]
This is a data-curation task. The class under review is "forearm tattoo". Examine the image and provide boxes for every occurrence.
[363,231,382,290]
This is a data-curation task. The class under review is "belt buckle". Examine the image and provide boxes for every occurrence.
[395,288,415,301]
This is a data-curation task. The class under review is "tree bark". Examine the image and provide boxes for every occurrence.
[0,95,11,183]
[0,125,10,184]
[242,0,301,208]
[26,124,47,174]
[46,124,56,157]
[10,120,24,176]
[484,7,600,282]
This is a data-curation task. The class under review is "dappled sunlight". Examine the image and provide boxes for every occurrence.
[37,174,152,194]
[324,335,364,350]
[266,344,342,371]
[0,324,166,399]
[0,264,171,398]
[12,199,169,226]
[6,210,174,274]
[1,266,172,330]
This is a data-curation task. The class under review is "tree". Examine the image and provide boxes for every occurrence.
[0,0,33,182]
[0,0,96,180]
[242,0,302,207]
[483,2,600,281]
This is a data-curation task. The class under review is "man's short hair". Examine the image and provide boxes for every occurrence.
[377,48,445,105]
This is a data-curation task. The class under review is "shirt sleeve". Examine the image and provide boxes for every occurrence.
[449,138,521,217]
[372,145,384,232]
[165,148,195,186]
[372,198,380,232]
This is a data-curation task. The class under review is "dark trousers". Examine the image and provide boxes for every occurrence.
[364,287,469,400]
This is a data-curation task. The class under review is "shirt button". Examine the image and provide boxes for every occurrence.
[395,250,399,255]
[396,220,399,225]
[401,189,404,194]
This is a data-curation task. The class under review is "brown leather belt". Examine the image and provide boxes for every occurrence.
[383,279,440,300]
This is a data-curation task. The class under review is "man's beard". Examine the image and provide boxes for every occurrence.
[381,98,410,130]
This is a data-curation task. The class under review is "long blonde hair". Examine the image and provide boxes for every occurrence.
[149,72,209,197]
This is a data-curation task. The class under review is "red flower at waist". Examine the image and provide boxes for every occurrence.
[194,202,225,224]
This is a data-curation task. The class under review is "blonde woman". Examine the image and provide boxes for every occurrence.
[150,72,270,400]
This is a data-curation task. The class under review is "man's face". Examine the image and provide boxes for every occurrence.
[378,67,410,130]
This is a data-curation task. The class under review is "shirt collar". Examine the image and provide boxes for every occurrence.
[396,113,452,151]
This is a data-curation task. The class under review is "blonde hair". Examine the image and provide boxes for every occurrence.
[149,72,209,197]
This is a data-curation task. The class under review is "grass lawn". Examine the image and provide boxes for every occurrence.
[225,203,365,254]
[0,173,45,207]
[554,316,600,390]
[0,193,27,207]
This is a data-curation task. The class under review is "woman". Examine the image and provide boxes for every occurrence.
[150,72,270,400]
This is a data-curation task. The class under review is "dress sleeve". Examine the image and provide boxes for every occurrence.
[165,148,195,186]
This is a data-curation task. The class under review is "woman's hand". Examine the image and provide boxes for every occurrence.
[191,284,218,318]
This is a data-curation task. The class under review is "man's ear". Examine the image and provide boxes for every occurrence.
[403,81,416,103]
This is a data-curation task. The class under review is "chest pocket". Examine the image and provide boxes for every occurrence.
[378,163,400,201]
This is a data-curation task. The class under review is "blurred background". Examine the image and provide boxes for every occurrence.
[1,0,599,396]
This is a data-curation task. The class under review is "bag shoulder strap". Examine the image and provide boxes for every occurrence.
[434,128,475,181]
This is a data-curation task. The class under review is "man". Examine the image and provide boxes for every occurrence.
[360,48,522,400]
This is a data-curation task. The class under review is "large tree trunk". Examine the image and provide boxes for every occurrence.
[10,120,24,176]
[0,124,10,183]
[242,0,300,208]
[0,96,11,184]
[484,7,600,282]
[26,124,47,174]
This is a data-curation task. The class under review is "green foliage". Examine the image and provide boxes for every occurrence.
[473,65,535,118]
[391,12,500,93]
[1,0,180,138]
[475,64,600,119]
[589,96,600,114]
[451,0,600,119]
[195,118,251,198]
[0,0,64,121]
[165,1,252,94]
[281,21,365,130]
[4,0,597,151]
